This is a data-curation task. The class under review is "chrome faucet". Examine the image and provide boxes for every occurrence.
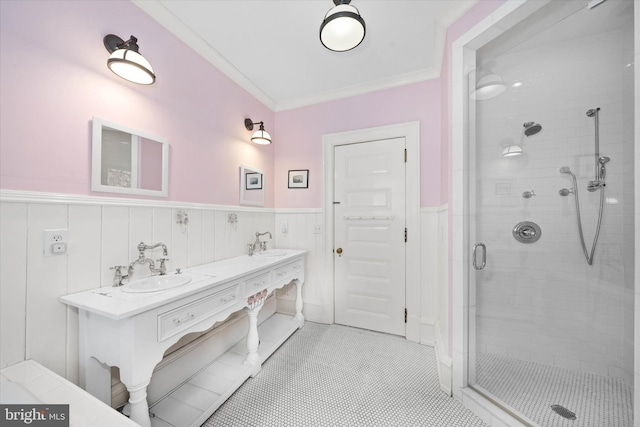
[130,242,169,275]
[248,231,272,256]
[138,241,168,257]
[111,241,169,286]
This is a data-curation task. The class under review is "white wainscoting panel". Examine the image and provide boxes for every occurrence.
[0,202,28,369]
[420,205,451,394]
[0,191,276,391]
[274,210,325,322]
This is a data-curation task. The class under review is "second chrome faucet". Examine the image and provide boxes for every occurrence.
[248,231,271,256]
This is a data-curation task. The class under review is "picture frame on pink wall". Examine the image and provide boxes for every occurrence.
[288,170,309,189]
[246,172,262,190]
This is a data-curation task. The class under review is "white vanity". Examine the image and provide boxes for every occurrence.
[60,249,306,427]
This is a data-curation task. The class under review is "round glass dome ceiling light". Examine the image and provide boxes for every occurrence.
[320,0,366,52]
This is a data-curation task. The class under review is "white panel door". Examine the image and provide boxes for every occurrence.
[334,137,406,336]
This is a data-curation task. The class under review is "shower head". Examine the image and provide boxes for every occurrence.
[599,156,610,165]
[559,188,573,196]
[586,107,600,117]
[559,166,572,174]
[523,122,542,136]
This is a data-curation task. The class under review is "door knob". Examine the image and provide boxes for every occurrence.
[336,248,343,257]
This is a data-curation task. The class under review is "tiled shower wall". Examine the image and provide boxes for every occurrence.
[0,192,284,384]
[473,27,634,382]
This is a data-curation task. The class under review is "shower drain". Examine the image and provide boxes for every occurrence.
[551,404,577,420]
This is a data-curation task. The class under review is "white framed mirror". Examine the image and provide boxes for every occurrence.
[239,164,264,206]
[91,117,169,197]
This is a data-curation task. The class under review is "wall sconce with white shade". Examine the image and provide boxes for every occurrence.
[320,0,366,52]
[244,118,272,145]
[502,145,523,157]
[103,34,156,85]
[471,73,507,101]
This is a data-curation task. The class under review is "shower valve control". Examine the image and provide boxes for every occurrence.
[513,221,542,244]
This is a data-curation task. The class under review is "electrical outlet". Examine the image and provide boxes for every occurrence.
[281,221,288,234]
[313,223,322,234]
[44,229,68,256]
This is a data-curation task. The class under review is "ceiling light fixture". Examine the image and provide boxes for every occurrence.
[244,118,272,145]
[320,0,366,52]
[103,34,156,85]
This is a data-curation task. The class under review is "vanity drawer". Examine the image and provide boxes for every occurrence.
[157,284,240,342]
[244,272,271,297]
[274,259,304,284]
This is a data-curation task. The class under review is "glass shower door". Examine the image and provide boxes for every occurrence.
[467,1,634,425]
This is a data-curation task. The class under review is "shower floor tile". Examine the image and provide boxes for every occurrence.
[202,322,488,427]
[476,352,633,427]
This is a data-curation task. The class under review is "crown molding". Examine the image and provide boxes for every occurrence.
[132,0,277,111]
[133,0,478,112]
[274,67,440,112]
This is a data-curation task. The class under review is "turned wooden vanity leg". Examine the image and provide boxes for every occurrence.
[126,380,151,427]
[294,279,305,326]
[244,306,261,372]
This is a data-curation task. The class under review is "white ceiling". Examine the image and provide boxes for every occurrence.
[133,0,478,111]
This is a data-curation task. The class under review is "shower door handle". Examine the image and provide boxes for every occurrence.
[473,243,486,270]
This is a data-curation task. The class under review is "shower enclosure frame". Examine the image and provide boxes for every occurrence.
[450,1,639,425]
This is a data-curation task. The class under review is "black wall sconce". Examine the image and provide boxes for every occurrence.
[244,118,272,145]
[103,34,156,85]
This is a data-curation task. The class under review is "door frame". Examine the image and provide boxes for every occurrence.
[322,121,421,342]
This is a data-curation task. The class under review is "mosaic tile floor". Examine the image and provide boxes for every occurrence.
[476,352,633,427]
[202,322,488,427]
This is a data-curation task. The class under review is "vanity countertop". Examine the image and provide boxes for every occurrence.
[60,249,307,320]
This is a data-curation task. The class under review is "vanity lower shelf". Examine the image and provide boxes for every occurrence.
[149,313,300,427]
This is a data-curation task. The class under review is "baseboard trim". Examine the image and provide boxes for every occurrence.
[434,321,452,396]
[419,317,436,346]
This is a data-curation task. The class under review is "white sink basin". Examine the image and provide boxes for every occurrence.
[255,250,287,257]
[122,275,192,293]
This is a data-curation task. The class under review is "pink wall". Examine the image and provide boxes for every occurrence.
[1,0,503,212]
[275,80,442,208]
[0,1,274,206]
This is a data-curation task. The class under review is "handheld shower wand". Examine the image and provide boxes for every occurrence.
[559,165,605,265]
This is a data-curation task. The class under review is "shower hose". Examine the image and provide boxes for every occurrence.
[566,171,605,266]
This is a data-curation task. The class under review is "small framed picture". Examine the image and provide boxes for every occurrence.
[288,169,309,189]
[246,172,262,190]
